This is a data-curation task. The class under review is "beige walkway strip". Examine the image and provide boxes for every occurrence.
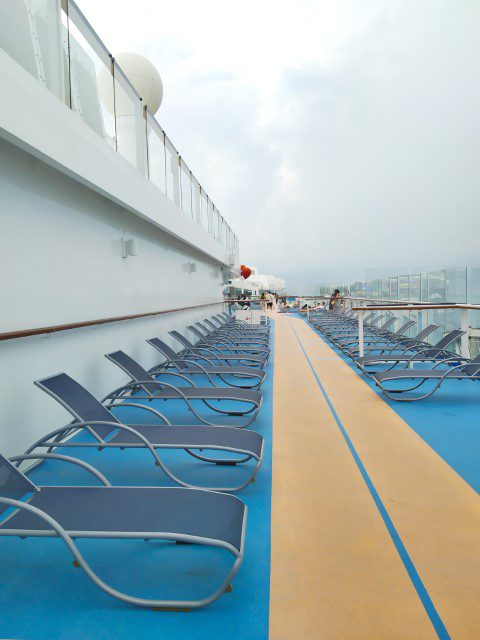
[292,317,480,639]
[269,316,436,640]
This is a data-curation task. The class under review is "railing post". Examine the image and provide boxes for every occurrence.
[460,307,470,358]
[422,309,428,333]
[358,310,364,357]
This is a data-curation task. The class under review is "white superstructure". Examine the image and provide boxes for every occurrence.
[0,0,239,456]
[229,267,286,295]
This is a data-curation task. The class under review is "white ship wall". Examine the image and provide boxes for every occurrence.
[0,138,225,457]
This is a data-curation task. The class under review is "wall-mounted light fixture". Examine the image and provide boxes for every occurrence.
[122,238,137,258]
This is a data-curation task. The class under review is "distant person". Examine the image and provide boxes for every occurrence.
[329,289,340,311]
[239,293,250,309]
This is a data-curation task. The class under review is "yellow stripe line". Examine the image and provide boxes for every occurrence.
[291,317,480,639]
[269,316,436,639]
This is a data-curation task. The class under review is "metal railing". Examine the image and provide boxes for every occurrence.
[350,303,480,358]
[0,0,238,258]
[290,295,480,358]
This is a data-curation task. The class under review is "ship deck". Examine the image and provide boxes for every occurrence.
[1,314,479,639]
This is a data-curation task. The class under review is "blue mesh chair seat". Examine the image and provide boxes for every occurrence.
[108,424,263,458]
[32,372,264,492]
[187,325,270,357]
[169,331,268,368]
[150,336,267,370]
[0,486,245,550]
[0,454,246,609]
[372,354,480,401]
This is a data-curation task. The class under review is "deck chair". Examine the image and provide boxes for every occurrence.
[207,316,269,335]
[320,313,383,338]
[199,320,269,346]
[0,453,246,609]
[351,323,437,357]
[344,320,416,357]
[195,321,269,348]
[355,329,465,375]
[212,313,270,333]
[33,372,263,491]
[187,325,270,357]
[104,351,262,428]
[146,337,266,389]
[335,316,398,349]
[373,354,480,401]
[169,330,268,368]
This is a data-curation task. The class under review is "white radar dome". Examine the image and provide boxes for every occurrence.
[114,52,163,114]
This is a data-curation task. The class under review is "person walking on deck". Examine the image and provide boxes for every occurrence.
[329,289,340,311]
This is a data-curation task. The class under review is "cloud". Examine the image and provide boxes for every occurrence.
[79,0,480,291]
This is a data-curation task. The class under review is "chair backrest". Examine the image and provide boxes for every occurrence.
[204,318,220,332]
[147,338,186,370]
[424,329,465,357]
[367,314,384,327]
[378,317,397,332]
[105,351,159,395]
[169,330,195,349]
[197,322,213,335]
[187,325,208,341]
[461,353,480,377]
[34,373,119,438]
[392,320,416,337]
[412,324,438,343]
[0,454,38,518]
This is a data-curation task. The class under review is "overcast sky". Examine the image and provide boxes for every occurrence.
[81,0,480,291]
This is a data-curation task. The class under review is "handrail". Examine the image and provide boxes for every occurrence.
[0,299,266,342]
[0,302,227,342]
[286,295,465,306]
[352,304,480,311]
[350,303,476,358]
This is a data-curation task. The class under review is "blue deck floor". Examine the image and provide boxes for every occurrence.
[2,316,480,639]
[0,327,274,640]
[304,314,480,495]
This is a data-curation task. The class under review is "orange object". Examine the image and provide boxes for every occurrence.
[241,267,252,279]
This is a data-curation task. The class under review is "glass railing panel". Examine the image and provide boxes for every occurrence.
[66,3,115,146]
[200,191,209,232]
[420,273,429,301]
[427,309,445,343]
[179,160,192,217]
[213,207,220,240]
[409,274,421,301]
[146,112,166,193]
[191,177,201,225]
[468,268,480,351]
[0,0,68,102]
[446,267,467,303]
[207,199,214,236]
[389,276,398,300]
[381,278,390,299]
[398,276,409,300]
[113,63,142,167]
[427,269,446,302]
[164,135,180,205]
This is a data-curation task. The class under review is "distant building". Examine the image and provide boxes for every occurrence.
[226,266,286,296]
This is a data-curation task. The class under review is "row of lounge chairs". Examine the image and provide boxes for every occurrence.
[309,308,480,401]
[0,313,270,610]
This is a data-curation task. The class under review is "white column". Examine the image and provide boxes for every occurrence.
[460,307,470,358]
[358,310,364,357]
